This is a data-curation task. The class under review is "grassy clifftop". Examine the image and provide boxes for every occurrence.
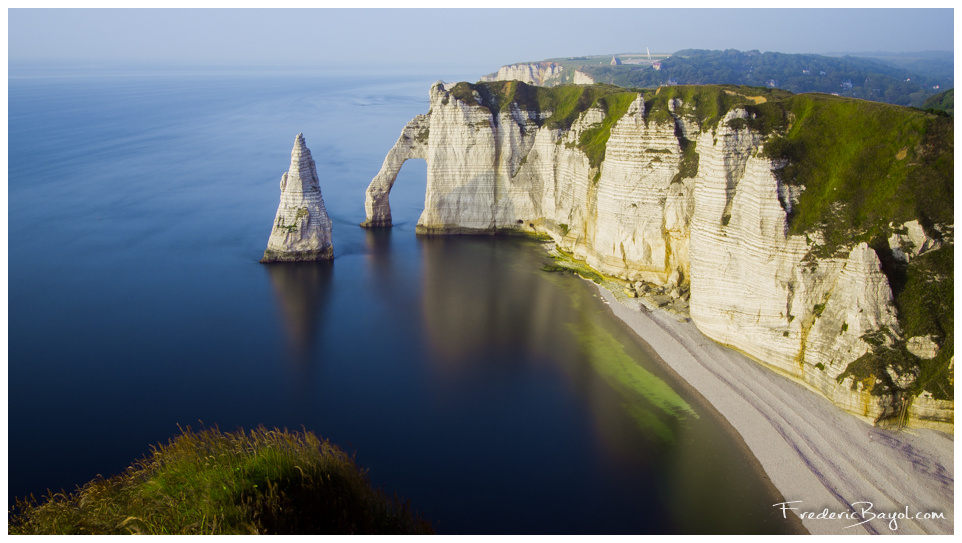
[9,426,432,535]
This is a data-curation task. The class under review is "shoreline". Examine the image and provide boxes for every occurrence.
[594,284,954,535]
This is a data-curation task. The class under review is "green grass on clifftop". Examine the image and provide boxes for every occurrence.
[9,426,433,535]
[762,93,953,251]
[641,84,794,131]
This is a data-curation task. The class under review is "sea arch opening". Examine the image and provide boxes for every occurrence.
[360,114,430,229]
[386,157,428,227]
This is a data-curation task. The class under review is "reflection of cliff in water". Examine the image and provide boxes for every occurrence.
[417,236,668,445]
[419,236,566,365]
[419,236,690,448]
[418,236,794,533]
[265,261,333,365]
[363,227,394,294]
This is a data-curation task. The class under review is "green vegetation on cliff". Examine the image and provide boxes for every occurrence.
[578,92,639,169]
[641,84,793,130]
[922,88,954,116]
[9,426,432,535]
[763,93,953,247]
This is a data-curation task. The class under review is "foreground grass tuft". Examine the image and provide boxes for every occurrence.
[9,426,433,535]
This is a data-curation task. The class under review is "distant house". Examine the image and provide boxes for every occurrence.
[652,61,662,70]
[802,69,810,75]
[611,56,622,66]
[667,77,678,86]
[766,79,779,88]
[819,70,826,76]
[840,79,853,90]
[933,85,940,90]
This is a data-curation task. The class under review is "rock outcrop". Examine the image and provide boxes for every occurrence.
[262,133,333,262]
[363,81,953,430]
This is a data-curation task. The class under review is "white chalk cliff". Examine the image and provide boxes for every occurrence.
[363,81,953,429]
[262,133,333,262]
[480,61,597,86]
[572,70,596,85]
[480,62,565,86]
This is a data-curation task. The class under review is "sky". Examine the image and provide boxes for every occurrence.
[6,7,956,72]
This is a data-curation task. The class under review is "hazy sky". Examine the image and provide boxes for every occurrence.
[7,8,955,70]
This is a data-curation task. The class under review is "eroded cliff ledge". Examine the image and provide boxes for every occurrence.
[363,80,954,431]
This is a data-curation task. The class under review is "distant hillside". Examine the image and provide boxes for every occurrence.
[487,49,953,109]
[923,88,954,116]
[825,50,954,84]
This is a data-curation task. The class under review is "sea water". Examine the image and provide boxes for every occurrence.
[7,65,796,534]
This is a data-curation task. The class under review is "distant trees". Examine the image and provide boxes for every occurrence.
[579,49,953,108]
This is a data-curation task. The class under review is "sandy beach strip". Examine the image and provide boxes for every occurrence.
[596,285,954,535]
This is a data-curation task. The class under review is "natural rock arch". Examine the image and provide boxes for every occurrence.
[360,114,430,228]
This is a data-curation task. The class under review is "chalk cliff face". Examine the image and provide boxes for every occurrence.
[262,134,333,262]
[481,62,565,86]
[573,70,596,85]
[363,81,953,429]
[480,62,598,86]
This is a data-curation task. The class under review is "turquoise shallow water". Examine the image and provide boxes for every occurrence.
[7,67,795,534]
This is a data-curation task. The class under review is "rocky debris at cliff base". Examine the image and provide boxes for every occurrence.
[542,241,694,318]
[261,133,334,263]
[623,280,691,316]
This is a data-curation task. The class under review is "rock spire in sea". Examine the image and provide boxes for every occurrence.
[261,133,334,262]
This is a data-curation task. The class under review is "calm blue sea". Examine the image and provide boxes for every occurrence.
[7,65,795,534]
